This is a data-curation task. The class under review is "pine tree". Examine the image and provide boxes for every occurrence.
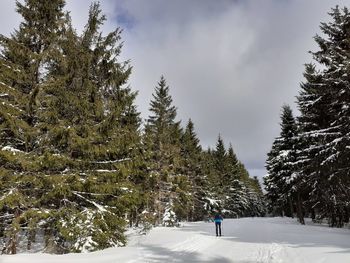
[144,76,183,225]
[0,1,142,253]
[40,2,141,251]
[265,105,300,220]
[296,7,350,226]
[294,64,327,224]
[244,177,265,217]
[146,76,178,152]
[202,135,227,213]
[224,145,249,217]
[180,119,205,221]
[213,135,227,189]
[0,0,68,254]
[200,148,218,213]
[227,144,239,177]
[202,135,265,217]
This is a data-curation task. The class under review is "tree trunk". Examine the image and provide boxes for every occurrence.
[27,229,36,250]
[344,207,349,223]
[6,233,17,254]
[311,208,316,221]
[288,196,294,218]
[296,192,305,225]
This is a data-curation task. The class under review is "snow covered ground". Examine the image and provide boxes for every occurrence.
[2,217,350,263]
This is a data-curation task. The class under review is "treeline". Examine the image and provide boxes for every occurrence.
[265,7,350,227]
[0,0,264,254]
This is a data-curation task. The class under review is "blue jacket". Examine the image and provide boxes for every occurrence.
[214,214,223,223]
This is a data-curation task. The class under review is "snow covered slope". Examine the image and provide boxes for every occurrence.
[2,217,350,263]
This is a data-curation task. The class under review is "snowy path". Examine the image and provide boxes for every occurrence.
[2,217,350,263]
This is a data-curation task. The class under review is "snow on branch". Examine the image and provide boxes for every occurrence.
[72,191,108,213]
[0,81,15,91]
[2,145,23,153]
[72,190,118,198]
[0,188,16,201]
[92,158,131,164]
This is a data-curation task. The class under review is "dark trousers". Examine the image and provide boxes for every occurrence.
[215,222,221,236]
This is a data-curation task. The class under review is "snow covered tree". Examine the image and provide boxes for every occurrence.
[202,135,228,213]
[296,7,350,227]
[224,145,249,217]
[202,136,265,218]
[247,176,266,216]
[265,6,350,227]
[265,105,299,219]
[294,64,328,224]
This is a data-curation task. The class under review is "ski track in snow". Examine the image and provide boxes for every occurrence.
[2,217,350,263]
[251,243,287,263]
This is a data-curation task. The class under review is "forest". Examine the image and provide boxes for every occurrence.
[0,0,264,254]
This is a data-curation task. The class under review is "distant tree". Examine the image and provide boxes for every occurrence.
[265,105,301,221]
[201,135,265,218]
[146,76,178,152]
[213,135,227,189]
[224,145,249,217]
[180,119,206,221]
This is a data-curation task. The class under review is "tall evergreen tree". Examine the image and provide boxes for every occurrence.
[213,135,227,189]
[265,105,300,220]
[146,76,178,152]
[0,0,69,254]
[245,176,265,217]
[0,1,142,253]
[203,135,265,217]
[202,135,227,213]
[180,119,205,221]
[296,7,350,226]
[144,76,184,225]
[224,144,249,217]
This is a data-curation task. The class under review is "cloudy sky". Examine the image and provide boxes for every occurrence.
[0,0,348,181]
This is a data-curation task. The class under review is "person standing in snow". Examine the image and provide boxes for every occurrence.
[214,213,223,236]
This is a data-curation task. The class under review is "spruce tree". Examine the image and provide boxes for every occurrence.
[202,135,227,213]
[203,135,265,217]
[180,119,205,221]
[39,2,141,252]
[200,147,218,213]
[144,76,183,225]
[296,7,350,226]
[213,135,227,189]
[147,76,178,152]
[265,105,300,220]
[0,1,142,253]
[0,0,68,254]
[224,145,249,217]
